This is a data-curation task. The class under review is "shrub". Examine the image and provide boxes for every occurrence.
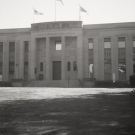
[129,75,135,88]
[0,81,12,87]
[94,80,130,88]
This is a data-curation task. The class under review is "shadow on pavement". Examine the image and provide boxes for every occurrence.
[0,92,135,135]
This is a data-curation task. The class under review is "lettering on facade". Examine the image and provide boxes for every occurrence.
[38,32,76,37]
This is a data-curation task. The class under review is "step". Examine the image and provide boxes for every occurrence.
[24,80,82,88]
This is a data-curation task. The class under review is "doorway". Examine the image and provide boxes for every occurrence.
[53,61,61,80]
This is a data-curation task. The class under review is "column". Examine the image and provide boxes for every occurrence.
[126,36,133,80]
[93,37,99,80]
[83,37,89,78]
[111,36,118,80]
[15,40,19,79]
[3,41,9,81]
[29,37,36,79]
[19,40,24,79]
[28,41,31,80]
[98,37,104,80]
[61,36,66,80]
[77,32,83,79]
[46,36,50,80]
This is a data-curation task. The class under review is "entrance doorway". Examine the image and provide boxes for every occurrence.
[53,61,61,80]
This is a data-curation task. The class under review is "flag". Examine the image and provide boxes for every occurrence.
[80,6,88,14]
[57,0,64,5]
[34,9,43,15]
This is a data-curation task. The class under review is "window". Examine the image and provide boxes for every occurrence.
[9,62,14,74]
[0,62,2,75]
[40,62,43,71]
[133,37,135,47]
[24,62,28,74]
[88,38,94,78]
[118,37,125,48]
[73,61,77,71]
[56,41,61,50]
[0,43,3,63]
[89,63,94,78]
[39,74,44,80]
[62,23,69,28]
[104,38,111,48]
[67,62,70,71]
[118,37,126,80]
[0,43,3,52]
[88,38,93,49]
[34,68,37,74]
[133,37,135,73]
[24,41,29,52]
[9,42,15,52]
[104,38,111,80]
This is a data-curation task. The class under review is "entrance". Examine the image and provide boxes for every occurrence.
[53,61,61,80]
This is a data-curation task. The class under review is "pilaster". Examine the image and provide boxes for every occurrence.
[111,36,118,80]
[29,37,36,79]
[15,40,20,79]
[46,36,50,80]
[77,32,83,79]
[126,36,133,80]
[19,40,24,79]
[93,37,99,80]
[3,41,9,81]
[98,37,104,80]
[61,36,66,80]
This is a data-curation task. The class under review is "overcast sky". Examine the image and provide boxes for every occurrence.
[0,0,135,29]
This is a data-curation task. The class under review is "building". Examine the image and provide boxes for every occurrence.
[0,21,135,82]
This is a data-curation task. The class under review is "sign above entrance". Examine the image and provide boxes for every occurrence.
[37,32,76,37]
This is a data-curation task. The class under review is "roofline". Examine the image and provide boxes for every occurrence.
[0,28,31,33]
[31,21,82,25]
[83,22,135,30]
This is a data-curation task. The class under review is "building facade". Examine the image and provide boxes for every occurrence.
[0,21,135,81]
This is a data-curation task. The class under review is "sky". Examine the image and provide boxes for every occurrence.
[0,0,135,29]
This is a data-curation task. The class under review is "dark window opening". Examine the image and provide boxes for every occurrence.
[39,74,44,80]
[73,61,77,71]
[9,42,15,52]
[24,62,28,74]
[9,62,14,74]
[67,62,70,71]
[35,68,37,74]
[0,43,3,52]
[0,62,2,75]
[133,65,135,73]
[24,41,29,52]
[40,62,43,71]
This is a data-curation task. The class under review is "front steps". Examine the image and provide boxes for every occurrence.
[24,80,83,88]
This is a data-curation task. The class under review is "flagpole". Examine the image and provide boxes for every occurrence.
[55,0,56,21]
[33,8,35,23]
[33,13,35,23]
[79,4,81,21]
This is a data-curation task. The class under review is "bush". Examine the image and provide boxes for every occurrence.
[94,80,130,88]
[129,75,135,88]
[0,81,12,87]
[12,79,23,82]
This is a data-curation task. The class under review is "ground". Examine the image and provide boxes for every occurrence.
[0,88,135,135]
